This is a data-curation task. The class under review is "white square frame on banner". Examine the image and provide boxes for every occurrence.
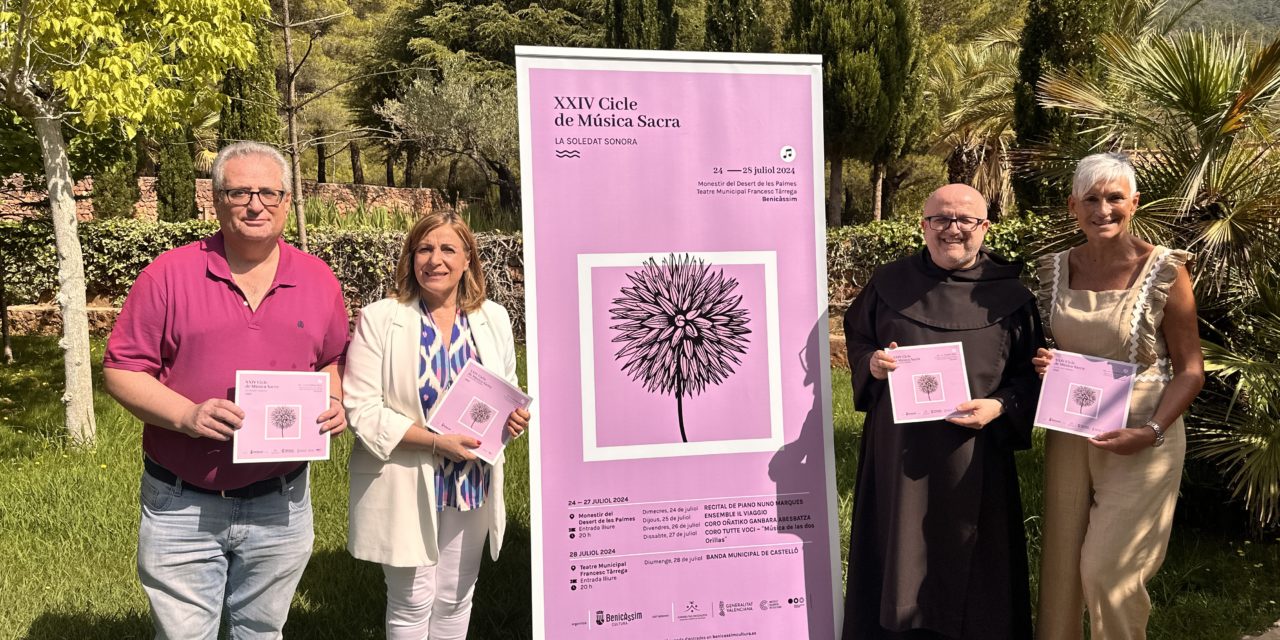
[576,250,784,461]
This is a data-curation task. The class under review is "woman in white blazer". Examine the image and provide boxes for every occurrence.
[344,211,530,640]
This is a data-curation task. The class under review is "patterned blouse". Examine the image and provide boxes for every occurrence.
[418,301,492,511]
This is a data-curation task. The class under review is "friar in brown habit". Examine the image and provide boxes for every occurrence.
[842,184,1042,640]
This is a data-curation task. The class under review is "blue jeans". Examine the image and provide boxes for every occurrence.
[137,467,313,640]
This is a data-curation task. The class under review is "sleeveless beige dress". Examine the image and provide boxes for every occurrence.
[1033,245,1192,640]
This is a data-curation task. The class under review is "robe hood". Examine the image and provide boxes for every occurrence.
[872,247,1033,330]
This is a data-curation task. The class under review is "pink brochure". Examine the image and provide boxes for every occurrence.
[233,370,331,463]
[1034,350,1136,437]
[425,360,532,464]
[886,342,973,423]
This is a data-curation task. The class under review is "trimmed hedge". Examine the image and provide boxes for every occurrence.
[0,219,526,339]
[1,215,1049,339]
[826,214,1052,306]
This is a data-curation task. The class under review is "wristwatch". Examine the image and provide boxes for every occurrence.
[1144,419,1166,448]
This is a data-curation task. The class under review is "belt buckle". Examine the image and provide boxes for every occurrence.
[220,489,231,499]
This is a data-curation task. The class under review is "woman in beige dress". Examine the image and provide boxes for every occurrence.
[1033,152,1204,640]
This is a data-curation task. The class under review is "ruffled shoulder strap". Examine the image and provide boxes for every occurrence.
[1128,246,1193,365]
[1034,251,1065,342]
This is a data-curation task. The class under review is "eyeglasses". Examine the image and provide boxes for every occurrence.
[218,188,286,206]
[924,215,987,231]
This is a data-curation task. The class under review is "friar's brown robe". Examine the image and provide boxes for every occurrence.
[841,248,1042,640]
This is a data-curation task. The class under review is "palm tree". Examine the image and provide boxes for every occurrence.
[1035,32,1280,299]
[926,29,1021,219]
[1195,267,1280,527]
[1032,29,1280,526]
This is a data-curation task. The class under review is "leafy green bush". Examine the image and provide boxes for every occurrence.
[1,214,1044,338]
[826,212,1051,305]
[827,220,924,304]
[0,219,526,338]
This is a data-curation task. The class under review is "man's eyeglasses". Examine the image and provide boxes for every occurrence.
[219,188,286,206]
[924,215,987,231]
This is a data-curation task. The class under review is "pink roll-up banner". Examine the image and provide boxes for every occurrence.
[517,47,839,639]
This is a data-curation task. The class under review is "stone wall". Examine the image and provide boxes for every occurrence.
[0,175,97,220]
[1,174,448,220]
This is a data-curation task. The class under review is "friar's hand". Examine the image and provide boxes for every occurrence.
[946,399,1004,430]
[1032,347,1055,379]
[869,341,900,380]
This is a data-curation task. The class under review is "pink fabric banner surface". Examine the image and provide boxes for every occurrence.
[518,48,839,640]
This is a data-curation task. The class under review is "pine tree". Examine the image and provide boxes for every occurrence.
[156,128,197,222]
[705,0,770,52]
[872,0,931,221]
[1012,0,1108,210]
[792,0,915,226]
[605,0,679,49]
[91,142,139,219]
[219,23,282,146]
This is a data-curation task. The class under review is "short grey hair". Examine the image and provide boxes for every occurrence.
[1072,152,1137,200]
[211,141,292,193]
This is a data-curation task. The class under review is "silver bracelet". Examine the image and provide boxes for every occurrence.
[1144,419,1166,448]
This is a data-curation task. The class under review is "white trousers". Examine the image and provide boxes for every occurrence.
[382,508,488,640]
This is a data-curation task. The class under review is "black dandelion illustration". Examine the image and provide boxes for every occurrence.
[1071,386,1099,414]
[608,253,752,443]
[468,401,496,430]
[916,374,940,401]
[269,406,298,438]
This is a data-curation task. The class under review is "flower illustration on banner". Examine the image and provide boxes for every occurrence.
[609,253,752,443]
[268,405,298,438]
[468,400,496,430]
[1071,385,1100,414]
[916,374,940,401]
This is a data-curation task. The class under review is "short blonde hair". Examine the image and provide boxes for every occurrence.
[394,211,487,312]
[1073,152,1137,200]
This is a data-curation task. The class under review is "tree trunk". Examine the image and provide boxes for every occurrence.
[988,195,1003,223]
[871,163,885,222]
[445,157,459,207]
[280,0,308,252]
[404,146,419,188]
[826,153,844,228]
[385,149,396,187]
[136,136,156,177]
[0,250,12,364]
[350,142,364,184]
[490,160,518,212]
[32,116,96,444]
[316,139,327,183]
[946,144,981,185]
[881,164,910,221]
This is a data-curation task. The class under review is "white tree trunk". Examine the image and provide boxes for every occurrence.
[33,115,97,445]
[280,0,309,252]
[871,163,885,222]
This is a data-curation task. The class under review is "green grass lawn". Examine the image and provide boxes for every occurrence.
[1,336,1278,639]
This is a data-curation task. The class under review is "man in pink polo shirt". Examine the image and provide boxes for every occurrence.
[104,141,349,640]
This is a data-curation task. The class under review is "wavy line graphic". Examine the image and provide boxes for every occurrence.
[554,149,581,158]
